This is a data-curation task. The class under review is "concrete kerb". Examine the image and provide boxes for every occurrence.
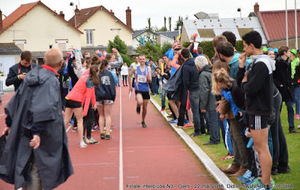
[150,97,239,190]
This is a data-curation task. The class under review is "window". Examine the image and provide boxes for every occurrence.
[197,29,215,38]
[55,39,68,51]
[86,29,94,45]
[237,28,254,38]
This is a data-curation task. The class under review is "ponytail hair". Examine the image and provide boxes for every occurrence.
[89,54,101,66]
[89,65,100,86]
[212,68,233,94]
[100,59,109,73]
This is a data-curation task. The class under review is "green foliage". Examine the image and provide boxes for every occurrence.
[107,35,127,54]
[161,42,172,55]
[182,41,190,48]
[236,40,244,53]
[136,42,161,61]
[200,41,215,58]
[120,53,132,66]
[181,40,245,59]
[107,35,132,65]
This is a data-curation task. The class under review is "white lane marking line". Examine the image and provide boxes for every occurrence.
[0,113,5,117]
[119,85,123,190]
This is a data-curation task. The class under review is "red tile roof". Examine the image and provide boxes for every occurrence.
[1,1,82,35]
[258,9,300,42]
[68,5,134,33]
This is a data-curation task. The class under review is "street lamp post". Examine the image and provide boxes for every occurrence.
[237,8,241,18]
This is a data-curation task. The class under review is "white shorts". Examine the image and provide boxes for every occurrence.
[96,100,114,106]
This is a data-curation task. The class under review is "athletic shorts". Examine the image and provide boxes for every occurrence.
[248,114,273,130]
[96,100,114,106]
[65,99,82,108]
[135,91,150,100]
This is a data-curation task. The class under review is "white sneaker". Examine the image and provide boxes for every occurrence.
[80,141,87,148]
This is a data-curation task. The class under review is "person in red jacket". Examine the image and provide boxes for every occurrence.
[64,65,100,148]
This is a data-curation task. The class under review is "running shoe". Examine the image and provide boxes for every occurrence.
[100,133,105,139]
[80,141,87,148]
[136,106,141,114]
[92,125,99,132]
[169,119,178,124]
[85,137,99,144]
[237,169,252,182]
[160,108,165,112]
[220,152,234,160]
[142,121,147,128]
[105,134,112,140]
[183,123,194,129]
[72,127,78,132]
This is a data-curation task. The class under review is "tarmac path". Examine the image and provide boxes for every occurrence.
[0,86,220,190]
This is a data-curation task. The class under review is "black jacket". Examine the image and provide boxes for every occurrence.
[0,66,73,190]
[95,69,116,101]
[5,62,37,91]
[237,55,275,116]
[273,56,294,101]
[182,58,200,92]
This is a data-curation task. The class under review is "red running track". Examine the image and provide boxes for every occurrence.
[0,87,219,190]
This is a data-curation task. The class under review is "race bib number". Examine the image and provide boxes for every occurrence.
[137,74,147,83]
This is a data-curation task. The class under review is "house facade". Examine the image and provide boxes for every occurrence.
[0,1,82,53]
[69,6,134,49]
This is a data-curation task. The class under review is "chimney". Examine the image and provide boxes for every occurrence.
[59,11,65,19]
[110,9,114,16]
[74,5,80,27]
[126,7,132,29]
[254,2,259,15]
[0,10,3,32]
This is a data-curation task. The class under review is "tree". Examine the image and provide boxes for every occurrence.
[164,17,167,29]
[136,42,161,61]
[148,18,151,30]
[107,35,132,64]
[168,17,172,31]
[107,35,127,54]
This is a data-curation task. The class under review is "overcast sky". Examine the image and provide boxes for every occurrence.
[1,0,299,30]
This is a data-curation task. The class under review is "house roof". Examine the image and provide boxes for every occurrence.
[1,1,82,35]
[132,29,158,39]
[0,43,22,55]
[183,17,267,44]
[258,9,300,42]
[68,5,134,33]
[156,30,179,40]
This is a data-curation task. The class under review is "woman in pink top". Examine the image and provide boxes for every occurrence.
[64,65,100,148]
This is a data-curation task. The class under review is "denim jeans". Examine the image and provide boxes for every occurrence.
[151,76,158,94]
[294,87,300,115]
[271,92,289,171]
[206,110,219,143]
[282,100,295,131]
[161,89,166,109]
[189,90,200,134]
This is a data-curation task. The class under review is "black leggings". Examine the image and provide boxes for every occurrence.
[122,75,128,86]
[83,104,95,138]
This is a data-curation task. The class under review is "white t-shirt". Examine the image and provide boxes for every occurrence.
[121,65,129,75]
